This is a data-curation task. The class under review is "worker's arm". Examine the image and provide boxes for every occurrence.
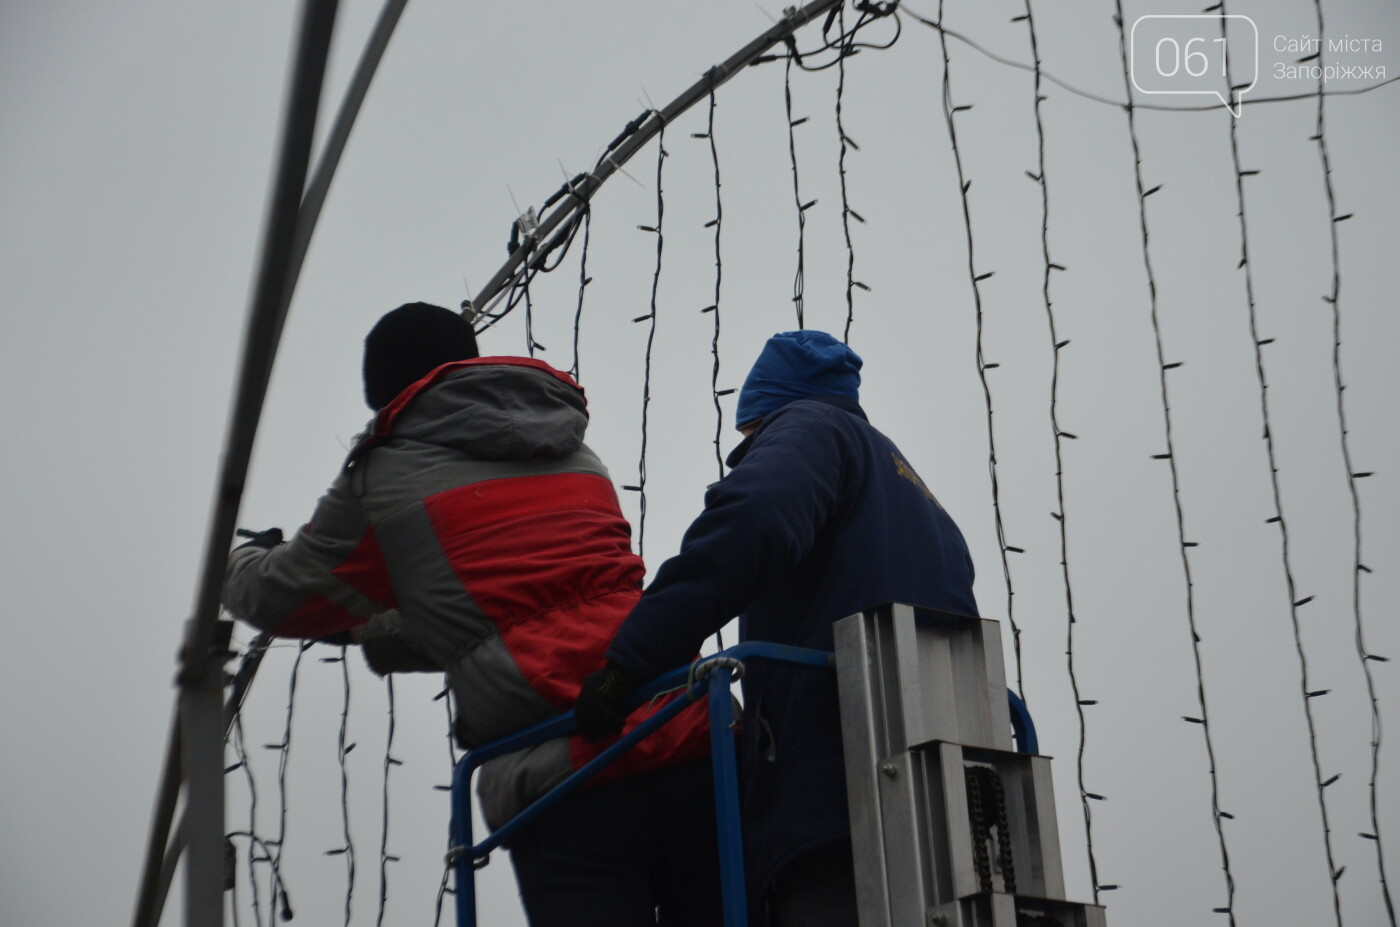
[223,466,388,641]
[607,402,847,679]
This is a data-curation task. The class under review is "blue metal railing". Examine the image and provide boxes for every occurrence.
[448,642,1038,927]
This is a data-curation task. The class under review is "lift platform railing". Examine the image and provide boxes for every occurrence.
[448,641,1038,927]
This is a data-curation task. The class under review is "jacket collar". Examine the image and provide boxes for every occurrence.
[725,395,867,468]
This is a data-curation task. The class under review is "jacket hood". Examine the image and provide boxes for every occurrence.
[369,357,588,460]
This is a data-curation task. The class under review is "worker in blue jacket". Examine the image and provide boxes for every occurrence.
[576,330,978,926]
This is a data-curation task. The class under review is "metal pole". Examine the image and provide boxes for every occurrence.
[132,710,182,927]
[708,667,749,927]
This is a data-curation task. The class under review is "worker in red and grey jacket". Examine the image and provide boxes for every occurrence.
[223,303,718,927]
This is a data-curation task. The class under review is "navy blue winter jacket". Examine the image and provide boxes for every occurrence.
[606,395,978,900]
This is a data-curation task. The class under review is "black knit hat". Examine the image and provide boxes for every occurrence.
[363,302,479,410]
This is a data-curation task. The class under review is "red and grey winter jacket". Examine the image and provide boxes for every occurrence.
[223,356,710,828]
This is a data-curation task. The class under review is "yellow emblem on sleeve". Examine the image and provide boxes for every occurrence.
[892,453,944,510]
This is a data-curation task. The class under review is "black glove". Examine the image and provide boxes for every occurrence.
[574,663,646,742]
[234,527,284,550]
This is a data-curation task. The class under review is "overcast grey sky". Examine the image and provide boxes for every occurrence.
[3,2,1398,925]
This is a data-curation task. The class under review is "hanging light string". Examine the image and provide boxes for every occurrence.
[834,4,865,344]
[266,641,312,924]
[433,679,460,927]
[933,2,1027,716]
[629,117,668,558]
[1215,4,1344,922]
[1308,2,1395,920]
[569,208,593,382]
[784,45,809,330]
[377,677,400,927]
[228,708,266,927]
[318,646,357,927]
[1108,0,1232,914]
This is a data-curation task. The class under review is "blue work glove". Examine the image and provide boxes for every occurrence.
[574,663,646,742]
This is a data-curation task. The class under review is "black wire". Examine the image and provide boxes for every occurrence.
[1214,4,1342,922]
[1109,0,1236,912]
[269,640,312,922]
[230,710,266,927]
[1308,2,1395,921]
[835,4,860,344]
[702,89,726,653]
[635,118,668,559]
[433,677,459,927]
[331,648,356,927]
[569,208,593,382]
[377,677,398,927]
[784,46,807,330]
[934,0,1026,746]
[704,91,725,484]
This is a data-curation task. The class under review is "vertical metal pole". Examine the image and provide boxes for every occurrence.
[450,757,477,927]
[708,670,749,927]
[182,628,229,927]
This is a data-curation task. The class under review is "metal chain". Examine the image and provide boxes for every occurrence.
[989,767,1017,895]
[965,767,992,893]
